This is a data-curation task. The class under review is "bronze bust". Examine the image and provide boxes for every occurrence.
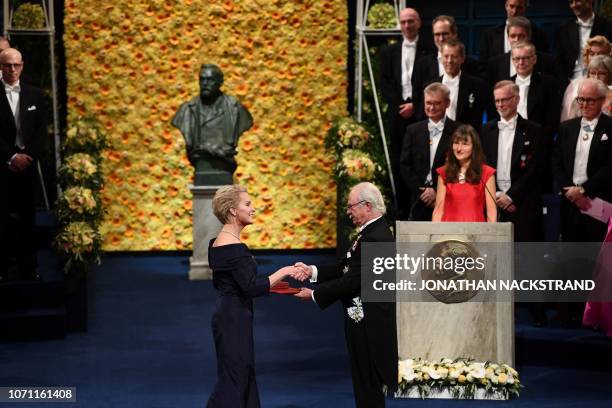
[172,64,253,185]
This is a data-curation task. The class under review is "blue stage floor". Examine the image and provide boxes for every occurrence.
[1,252,612,407]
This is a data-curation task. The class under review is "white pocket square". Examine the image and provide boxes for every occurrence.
[27,105,37,111]
[602,134,609,141]
[524,140,530,145]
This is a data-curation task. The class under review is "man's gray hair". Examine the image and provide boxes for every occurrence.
[511,41,536,55]
[352,182,386,214]
[579,77,608,98]
[495,79,520,95]
[424,82,451,101]
[587,55,612,86]
[507,16,532,40]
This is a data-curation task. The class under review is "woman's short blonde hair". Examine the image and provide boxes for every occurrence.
[212,185,247,224]
[583,35,611,63]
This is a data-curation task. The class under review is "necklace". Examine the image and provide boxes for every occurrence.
[458,171,466,183]
[220,230,241,240]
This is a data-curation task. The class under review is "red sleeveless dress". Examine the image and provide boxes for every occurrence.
[436,164,496,222]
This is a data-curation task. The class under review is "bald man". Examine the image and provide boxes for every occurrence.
[0,48,48,281]
[380,7,435,218]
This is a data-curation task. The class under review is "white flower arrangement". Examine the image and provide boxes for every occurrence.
[397,358,520,400]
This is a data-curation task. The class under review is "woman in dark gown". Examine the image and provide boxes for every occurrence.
[207,185,303,408]
[432,125,497,222]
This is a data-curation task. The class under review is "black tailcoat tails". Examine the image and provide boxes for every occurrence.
[314,217,398,408]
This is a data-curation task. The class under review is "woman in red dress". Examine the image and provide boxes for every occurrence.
[432,125,497,222]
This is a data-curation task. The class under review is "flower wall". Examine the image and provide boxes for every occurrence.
[64,0,348,250]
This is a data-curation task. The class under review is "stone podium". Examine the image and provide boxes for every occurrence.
[396,221,515,366]
[189,185,223,280]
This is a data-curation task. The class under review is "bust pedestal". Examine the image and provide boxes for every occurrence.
[189,185,223,280]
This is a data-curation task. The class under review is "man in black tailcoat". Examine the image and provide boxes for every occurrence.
[0,48,48,281]
[419,40,491,130]
[481,80,544,242]
[400,82,459,220]
[553,78,612,243]
[479,0,549,66]
[486,17,559,86]
[380,7,435,218]
[295,182,398,408]
[557,0,612,83]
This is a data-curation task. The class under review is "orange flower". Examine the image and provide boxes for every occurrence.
[222,0,234,12]
[235,82,248,96]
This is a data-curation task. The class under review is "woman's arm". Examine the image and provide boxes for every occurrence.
[432,177,446,222]
[485,174,498,223]
[268,266,297,287]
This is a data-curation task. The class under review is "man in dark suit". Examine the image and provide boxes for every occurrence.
[412,15,480,111]
[380,7,435,218]
[482,80,546,326]
[481,80,544,242]
[295,182,397,408]
[418,40,491,130]
[508,41,560,192]
[486,17,559,86]
[552,78,612,243]
[0,48,48,281]
[557,0,612,83]
[479,0,549,65]
[552,77,612,327]
[400,82,459,220]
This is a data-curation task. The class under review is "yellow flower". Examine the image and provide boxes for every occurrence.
[65,0,347,250]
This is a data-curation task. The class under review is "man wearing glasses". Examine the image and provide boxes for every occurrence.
[400,82,458,221]
[486,17,558,86]
[0,48,48,281]
[294,182,398,408]
[553,77,612,244]
[479,0,549,66]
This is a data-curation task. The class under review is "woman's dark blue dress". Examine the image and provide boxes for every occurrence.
[206,240,270,408]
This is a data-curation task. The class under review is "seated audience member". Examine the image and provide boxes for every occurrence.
[479,0,549,66]
[560,36,611,122]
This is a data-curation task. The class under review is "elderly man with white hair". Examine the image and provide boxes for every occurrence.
[294,182,398,408]
[553,77,612,243]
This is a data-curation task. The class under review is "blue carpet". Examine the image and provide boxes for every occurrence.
[1,253,612,407]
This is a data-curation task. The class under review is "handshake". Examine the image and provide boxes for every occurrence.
[284,262,313,282]
[273,262,314,300]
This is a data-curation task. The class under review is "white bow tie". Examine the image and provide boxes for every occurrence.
[498,120,516,131]
[576,19,593,29]
[403,41,417,49]
[428,121,444,134]
[515,76,530,86]
[4,84,20,93]
[443,75,459,87]
[581,118,597,132]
